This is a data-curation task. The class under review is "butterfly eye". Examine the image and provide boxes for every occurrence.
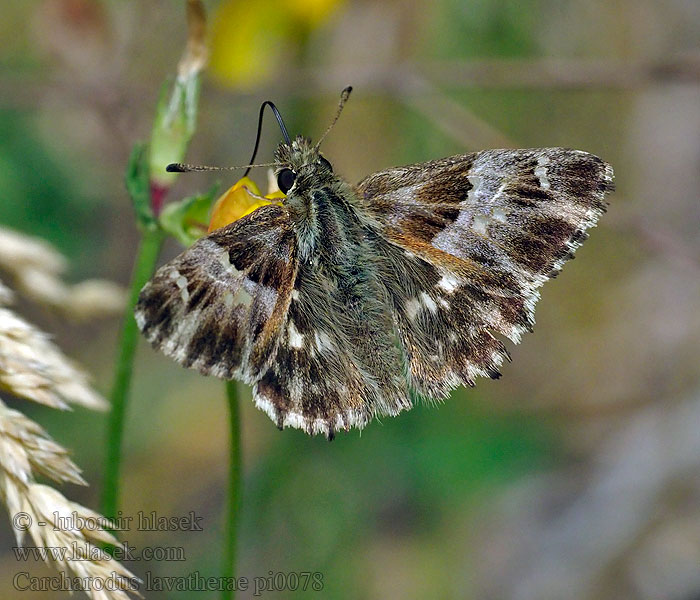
[277,168,296,194]
[318,156,333,172]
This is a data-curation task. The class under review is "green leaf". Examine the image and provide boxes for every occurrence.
[159,183,219,247]
[125,142,157,231]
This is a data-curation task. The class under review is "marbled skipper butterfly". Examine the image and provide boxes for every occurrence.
[136,87,614,439]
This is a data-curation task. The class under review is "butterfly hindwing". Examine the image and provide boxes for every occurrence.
[367,232,513,399]
[358,148,614,398]
[135,204,297,381]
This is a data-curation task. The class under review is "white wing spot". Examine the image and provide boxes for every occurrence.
[420,292,438,314]
[213,244,240,276]
[438,274,459,293]
[172,273,189,303]
[493,206,507,223]
[535,156,551,189]
[471,181,509,235]
[466,175,482,202]
[223,290,234,309]
[233,286,253,307]
[407,293,442,318]
[406,298,421,321]
[288,321,304,349]
[472,213,489,234]
[314,331,334,353]
[291,289,300,300]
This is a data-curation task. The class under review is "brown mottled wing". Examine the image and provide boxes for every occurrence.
[252,258,412,440]
[135,204,297,382]
[357,147,614,398]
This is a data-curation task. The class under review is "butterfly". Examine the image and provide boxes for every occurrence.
[135,87,614,440]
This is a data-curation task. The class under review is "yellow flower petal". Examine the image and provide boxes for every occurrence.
[287,0,343,26]
[208,177,283,232]
[209,1,283,89]
[209,0,344,89]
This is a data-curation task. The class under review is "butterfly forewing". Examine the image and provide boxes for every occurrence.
[135,204,297,381]
[357,147,613,398]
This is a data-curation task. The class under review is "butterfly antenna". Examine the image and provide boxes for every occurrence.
[167,99,292,175]
[315,86,352,149]
[243,100,292,177]
[166,161,276,173]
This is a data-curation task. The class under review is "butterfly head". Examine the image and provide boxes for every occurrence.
[165,87,352,200]
[274,135,335,196]
[270,87,351,197]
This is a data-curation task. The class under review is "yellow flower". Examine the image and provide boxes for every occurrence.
[208,176,284,232]
[209,0,344,89]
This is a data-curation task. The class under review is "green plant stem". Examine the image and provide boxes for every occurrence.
[222,381,242,599]
[102,228,164,520]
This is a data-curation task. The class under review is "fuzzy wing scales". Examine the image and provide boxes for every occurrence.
[358,147,614,398]
[252,186,414,439]
[135,205,297,382]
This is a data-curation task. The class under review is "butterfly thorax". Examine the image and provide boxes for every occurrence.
[275,137,388,317]
[272,137,409,415]
[275,136,379,265]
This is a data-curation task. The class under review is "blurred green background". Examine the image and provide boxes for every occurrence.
[1,0,699,598]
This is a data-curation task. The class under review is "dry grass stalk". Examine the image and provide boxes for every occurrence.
[0,226,126,320]
[0,307,107,411]
[0,398,141,599]
[0,241,140,598]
